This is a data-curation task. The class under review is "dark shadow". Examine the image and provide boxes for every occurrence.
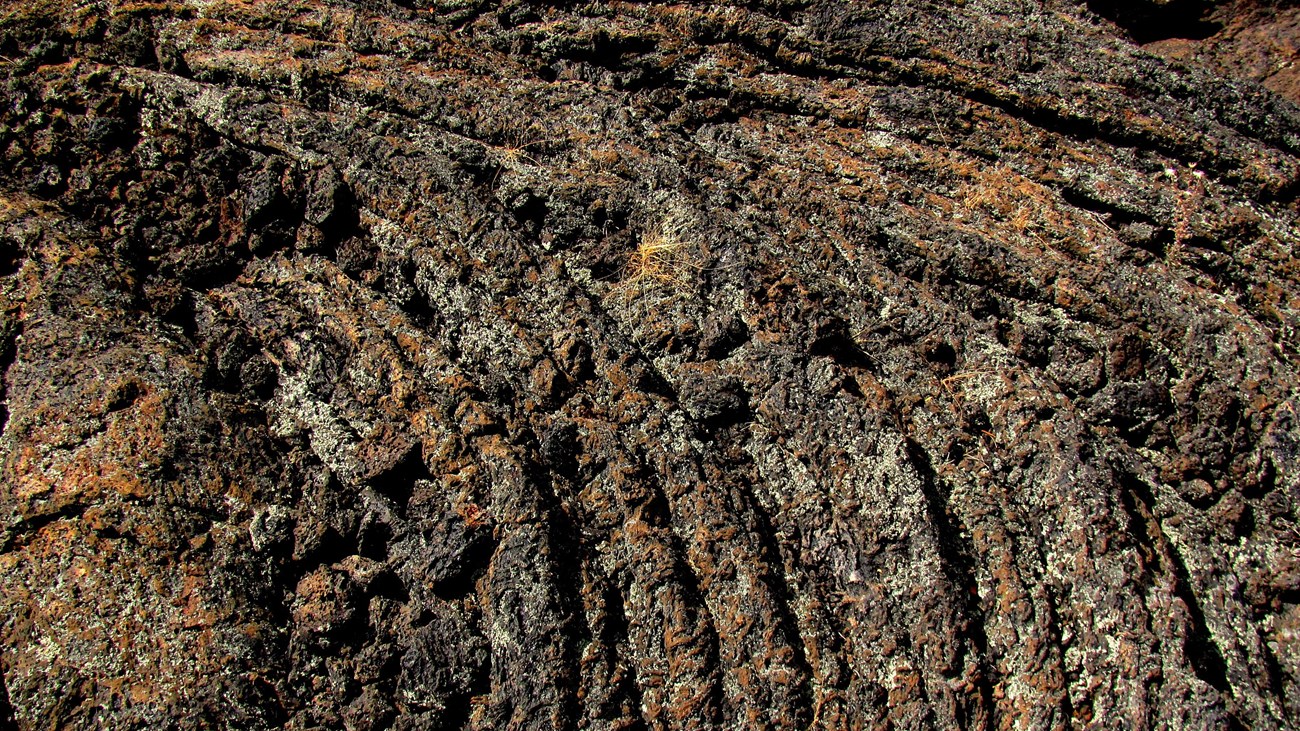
[1085,0,1223,43]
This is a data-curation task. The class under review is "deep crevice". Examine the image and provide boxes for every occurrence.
[0,329,18,440]
[716,445,815,724]
[0,504,88,553]
[600,581,651,730]
[0,668,15,731]
[1257,632,1288,706]
[1115,470,1233,695]
[366,446,432,515]
[621,457,724,723]
[905,438,996,730]
[1057,185,1158,228]
[1084,0,1224,43]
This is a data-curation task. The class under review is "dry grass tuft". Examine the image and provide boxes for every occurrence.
[610,220,698,303]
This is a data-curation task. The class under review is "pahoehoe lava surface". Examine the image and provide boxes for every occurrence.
[1,0,1299,729]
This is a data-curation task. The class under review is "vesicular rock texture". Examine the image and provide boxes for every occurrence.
[0,0,1299,729]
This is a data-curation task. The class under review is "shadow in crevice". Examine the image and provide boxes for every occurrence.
[904,438,996,730]
[1085,0,1223,43]
[0,667,14,731]
[598,582,651,730]
[0,329,18,440]
[1114,470,1233,695]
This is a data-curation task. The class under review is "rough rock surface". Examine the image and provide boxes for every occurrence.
[0,0,1298,729]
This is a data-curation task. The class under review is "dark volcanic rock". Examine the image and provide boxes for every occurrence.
[0,0,1298,729]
